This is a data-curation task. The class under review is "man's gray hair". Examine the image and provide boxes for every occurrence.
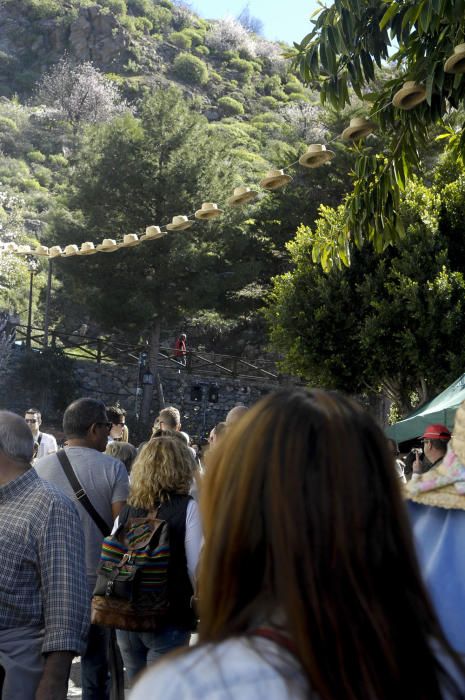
[0,411,34,462]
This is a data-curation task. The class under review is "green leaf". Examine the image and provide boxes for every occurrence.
[379,2,399,30]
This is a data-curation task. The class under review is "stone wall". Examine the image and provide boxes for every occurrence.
[0,349,280,443]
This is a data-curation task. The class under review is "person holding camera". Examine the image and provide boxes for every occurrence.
[410,423,451,480]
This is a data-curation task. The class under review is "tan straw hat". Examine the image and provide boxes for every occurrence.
[392,81,426,110]
[444,43,465,74]
[227,186,259,207]
[119,234,140,248]
[97,238,119,253]
[195,202,224,220]
[49,245,63,258]
[35,245,49,257]
[166,215,193,231]
[63,244,79,257]
[141,226,165,241]
[341,117,376,141]
[78,242,97,255]
[299,144,335,168]
[17,244,32,254]
[259,169,292,190]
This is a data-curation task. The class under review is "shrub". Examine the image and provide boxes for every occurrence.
[27,150,47,163]
[133,16,152,33]
[271,88,288,102]
[0,116,18,133]
[49,154,69,167]
[148,6,172,32]
[32,165,53,187]
[218,96,244,116]
[182,28,204,46]
[228,57,254,78]
[288,92,309,102]
[284,80,304,94]
[173,53,208,85]
[169,31,192,49]
[100,0,127,15]
[194,45,209,57]
[21,178,43,191]
[261,96,278,110]
[222,50,239,61]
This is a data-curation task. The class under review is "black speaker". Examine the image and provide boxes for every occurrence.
[190,385,202,402]
[208,385,219,403]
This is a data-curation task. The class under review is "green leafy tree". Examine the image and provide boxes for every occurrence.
[290,0,465,266]
[265,174,465,416]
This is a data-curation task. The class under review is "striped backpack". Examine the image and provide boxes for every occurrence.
[91,508,170,631]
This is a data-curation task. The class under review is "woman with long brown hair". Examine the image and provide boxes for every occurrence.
[131,389,465,699]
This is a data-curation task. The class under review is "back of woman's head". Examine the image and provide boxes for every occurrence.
[128,436,194,508]
[200,388,463,700]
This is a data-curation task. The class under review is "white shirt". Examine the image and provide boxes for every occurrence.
[35,432,57,460]
[130,636,307,700]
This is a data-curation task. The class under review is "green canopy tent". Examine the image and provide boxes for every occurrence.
[385,373,465,444]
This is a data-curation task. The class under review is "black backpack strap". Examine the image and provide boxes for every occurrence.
[56,449,111,537]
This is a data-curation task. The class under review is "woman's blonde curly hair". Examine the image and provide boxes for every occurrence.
[128,436,195,509]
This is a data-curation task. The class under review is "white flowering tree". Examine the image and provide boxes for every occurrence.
[36,58,131,135]
[205,16,257,57]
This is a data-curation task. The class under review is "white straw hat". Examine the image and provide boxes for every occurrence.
[96,239,119,253]
[119,234,140,248]
[63,244,79,257]
[4,242,18,253]
[299,144,335,168]
[49,246,63,258]
[259,169,292,190]
[78,242,97,255]
[166,216,193,231]
[227,186,259,207]
[444,44,465,74]
[35,245,49,257]
[141,226,165,241]
[342,117,376,141]
[195,202,224,220]
[392,81,426,110]
[17,244,32,254]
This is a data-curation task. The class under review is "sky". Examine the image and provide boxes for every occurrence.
[191,0,319,45]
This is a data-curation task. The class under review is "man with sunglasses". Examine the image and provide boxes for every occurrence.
[35,398,129,700]
[24,408,57,461]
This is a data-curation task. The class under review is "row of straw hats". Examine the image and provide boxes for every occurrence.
[4,45,465,260]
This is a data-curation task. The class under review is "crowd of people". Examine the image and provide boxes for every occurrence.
[0,390,464,700]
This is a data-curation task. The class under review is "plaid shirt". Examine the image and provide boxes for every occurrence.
[0,468,90,654]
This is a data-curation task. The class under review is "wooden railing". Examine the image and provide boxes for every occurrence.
[14,325,279,382]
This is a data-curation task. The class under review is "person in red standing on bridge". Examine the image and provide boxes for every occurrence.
[174,333,187,366]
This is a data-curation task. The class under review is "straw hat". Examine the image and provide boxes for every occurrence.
[119,234,140,248]
[392,81,426,110]
[341,117,376,141]
[35,245,49,257]
[4,242,18,252]
[63,244,79,257]
[195,202,224,220]
[259,169,293,190]
[166,216,193,231]
[78,242,97,255]
[17,245,32,254]
[299,144,335,168]
[49,246,63,258]
[96,239,119,253]
[141,226,165,241]
[227,186,259,207]
[444,43,465,74]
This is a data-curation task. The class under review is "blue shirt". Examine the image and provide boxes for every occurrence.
[0,468,90,654]
[409,500,465,654]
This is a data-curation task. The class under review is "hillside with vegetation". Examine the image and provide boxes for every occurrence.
[0,0,353,355]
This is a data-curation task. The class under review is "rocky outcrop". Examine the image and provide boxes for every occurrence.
[69,6,130,67]
[0,3,132,90]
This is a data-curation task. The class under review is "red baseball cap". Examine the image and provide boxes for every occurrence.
[421,423,451,441]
